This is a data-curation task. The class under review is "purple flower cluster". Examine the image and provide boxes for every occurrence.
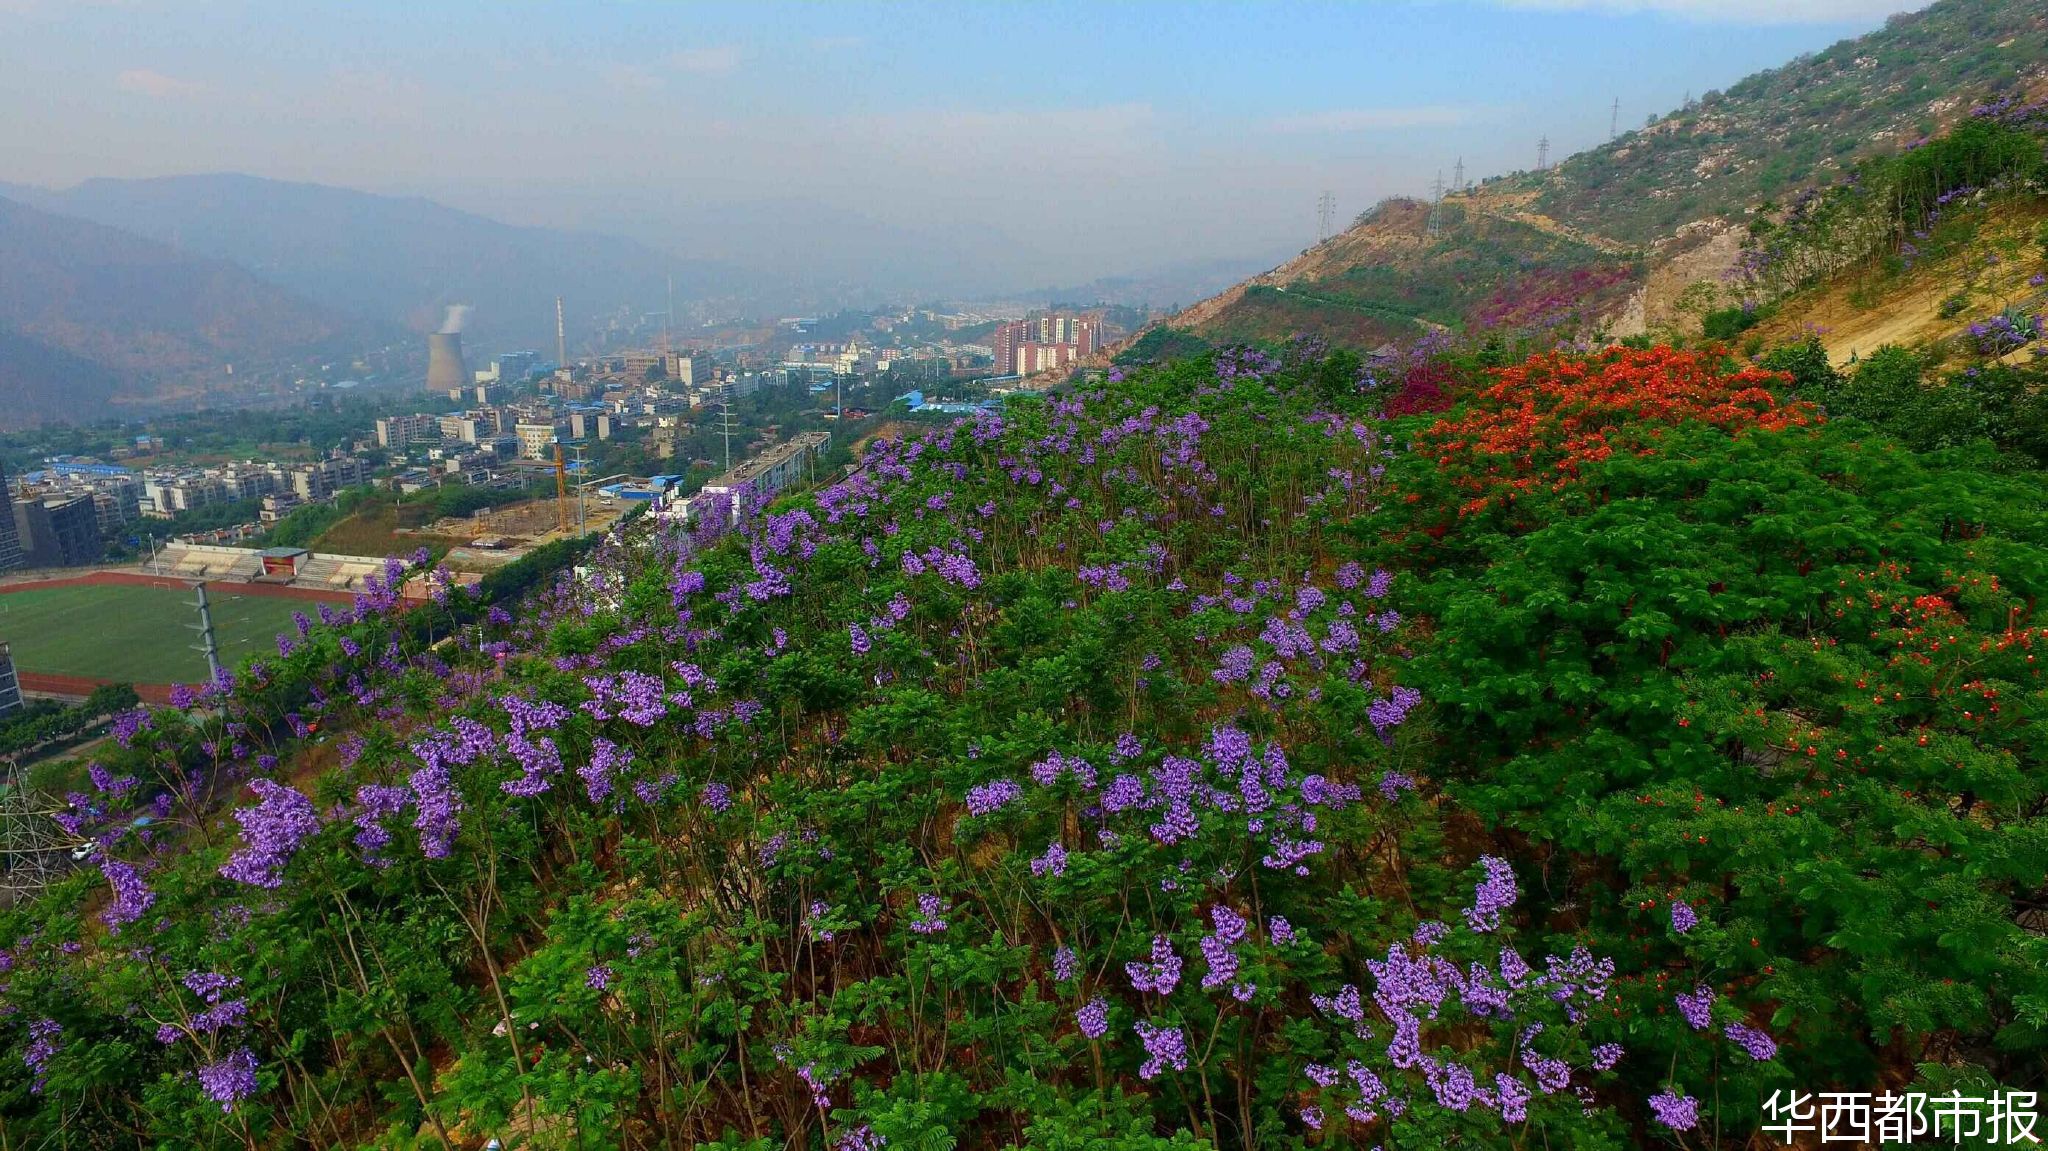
[218,780,320,888]
[1669,901,1698,934]
[1675,985,1714,1031]
[1132,1020,1189,1080]
[579,738,632,807]
[963,778,1023,817]
[909,893,948,935]
[22,1018,59,1094]
[109,708,153,749]
[1126,935,1183,996]
[99,857,155,931]
[1648,1090,1698,1130]
[196,1047,261,1112]
[1968,309,2042,357]
[805,900,836,943]
[1462,856,1517,933]
[1076,996,1109,1039]
[1724,1021,1776,1061]
[1199,905,1248,993]
[1368,685,1422,740]
[835,1124,886,1151]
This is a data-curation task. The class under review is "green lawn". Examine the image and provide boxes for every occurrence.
[0,584,314,684]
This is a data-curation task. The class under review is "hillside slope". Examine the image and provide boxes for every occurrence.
[12,341,2048,1146]
[1534,0,2048,244]
[0,194,348,427]
[1152,0,2048,357]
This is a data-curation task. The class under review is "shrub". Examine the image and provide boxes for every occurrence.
[1701,305,1760,340]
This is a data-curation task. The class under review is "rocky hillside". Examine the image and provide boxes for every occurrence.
[1144,0,2048,358]
[1533,0,2047,244]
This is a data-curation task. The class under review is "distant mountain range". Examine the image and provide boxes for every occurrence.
[0,174,752,354]
[0,193,347,428]
[1036,256,1290,312]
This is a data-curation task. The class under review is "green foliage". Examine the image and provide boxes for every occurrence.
[1700,305,1760,340]
[15,335,2048,1149]
[1113,326,1212,365]
[0,688,137,760]
[1781,339,2048,467]
[1393,412,2048,1096]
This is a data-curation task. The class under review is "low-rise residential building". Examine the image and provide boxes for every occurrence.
[375,413,443,450]
[259,494,301,524]
[515,421,564,461]
[680,430,831,524]
[567,410,612,441]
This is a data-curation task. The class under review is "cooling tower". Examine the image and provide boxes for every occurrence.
[426,332,467,393]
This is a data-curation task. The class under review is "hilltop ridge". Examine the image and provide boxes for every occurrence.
[1141,0,2048,358]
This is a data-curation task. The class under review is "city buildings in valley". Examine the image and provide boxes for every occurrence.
[991,313,1100,376]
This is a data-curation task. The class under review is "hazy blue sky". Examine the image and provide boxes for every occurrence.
[0,0,1928,292]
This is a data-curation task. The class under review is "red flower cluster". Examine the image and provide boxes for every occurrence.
[1420,346,1817,514]
[1383,360,1459,418]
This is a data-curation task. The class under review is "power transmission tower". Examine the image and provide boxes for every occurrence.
[717,391,739,472]
[571,442,589,537]
[0,782,73,905]
[1537,135,1550,171]
[1426,171,1446,237]
[1453,157,1465,193]
[186,582,221,684]
[1316,191,1336,242]
[1610,98,1621,141]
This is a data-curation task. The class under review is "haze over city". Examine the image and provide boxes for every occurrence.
[3,0,1926,295]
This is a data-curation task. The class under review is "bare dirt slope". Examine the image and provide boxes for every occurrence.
[1752,201,2048,364]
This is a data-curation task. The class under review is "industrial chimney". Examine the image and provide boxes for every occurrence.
[426,305,471,393]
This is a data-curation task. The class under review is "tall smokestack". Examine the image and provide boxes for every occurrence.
[427,332,467,393]
[555,296,567,370]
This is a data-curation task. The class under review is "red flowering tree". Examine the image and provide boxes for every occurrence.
[1418,346,1818,514]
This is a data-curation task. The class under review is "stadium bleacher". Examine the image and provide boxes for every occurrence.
[152,543,264,581]
[146,544,390,590]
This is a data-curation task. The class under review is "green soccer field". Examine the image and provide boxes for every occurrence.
[0,583,319,684]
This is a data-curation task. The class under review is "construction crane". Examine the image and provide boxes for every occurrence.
[554,443,570,533]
